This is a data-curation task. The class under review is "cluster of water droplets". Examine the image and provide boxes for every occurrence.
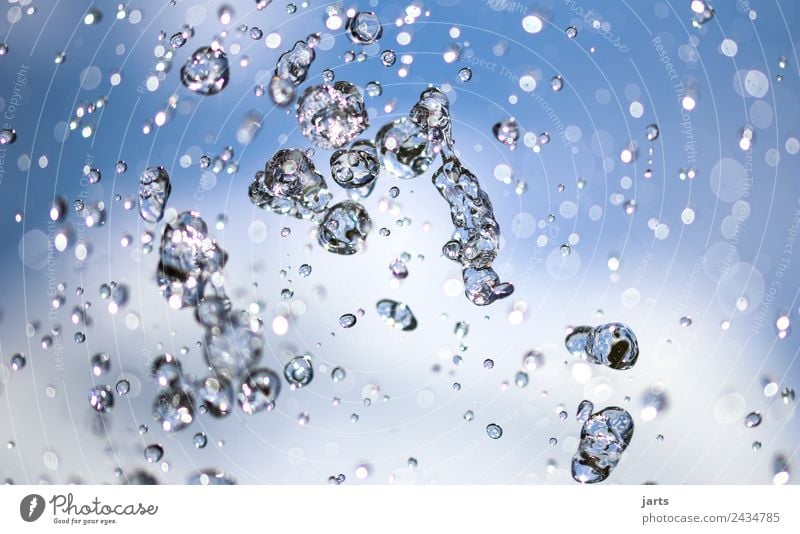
[404,87,514,305]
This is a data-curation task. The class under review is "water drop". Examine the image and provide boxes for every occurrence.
[339,313,357,328]
[180,47,230,95]
[284,355,314,388]
[486,423,503,439]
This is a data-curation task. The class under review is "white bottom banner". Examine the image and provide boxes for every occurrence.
[1,485,797,533]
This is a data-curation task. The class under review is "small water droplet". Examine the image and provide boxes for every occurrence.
[486,423,503,439]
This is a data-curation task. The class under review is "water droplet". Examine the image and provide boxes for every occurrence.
[551,75,564,91]
[389,258,409,280]
[144,444,164,463]
[380,49,396,66]
[514,371,529,387]
[10,353,26,371]
[148,353,183,387]
[297,81,368,149]
[377,118,434,180]
[645,123,660,141]
[188,468,236,485]
[196,376,234,418]
[583,323,639,370]
[339,313,357,328]
[153,387,194,432]
[88,385,114,413]
[330,147,380,191]
[772,454,790,485]
[565,26,578,38]
[236,368,288,415]
[203,310,263,380]
[486,423,503,439]
[641,384,668,421]
[90,352,110,376]
[576,400,594,424]
[157,212,227,308]
[115,379,130,396]
[284,355,314,388]
[318,201,371,255]
[376,299,417,331]
[744,411,762,428]
[347,11,383,44]
[180,47,230,95]
[331,367,346,382]
[492,118,519,149]
[522,350,544,371]
[0,129,17,145]
[193,432,208,449]
[249,148,332,219]
[138,166,171,224]
[458,67,472,82]
[571,406,634,483]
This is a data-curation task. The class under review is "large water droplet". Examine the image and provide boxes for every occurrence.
[204,310,263,380]
[138,166,171,223]
[347,11,383,44]
[270,39,316,106]
[249,148,332,219]
[330,147,380,193]
[297,81,368,150]
[571,406,634,484]
[180,47,230,95]
[156,212,227,308]
[284,355,314,388]
[376,118,434,180]
[317,201,371,255]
